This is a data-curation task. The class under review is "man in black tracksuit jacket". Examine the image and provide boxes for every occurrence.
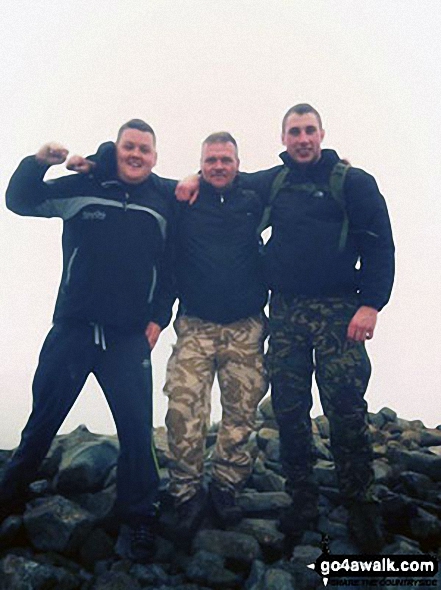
[1,119,175,562]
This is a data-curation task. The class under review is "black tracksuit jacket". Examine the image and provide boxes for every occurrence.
[6,156,176,330]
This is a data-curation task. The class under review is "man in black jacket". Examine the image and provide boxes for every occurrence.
[256,104,395,552]
[1,119,175,562]
[164,132,268,541]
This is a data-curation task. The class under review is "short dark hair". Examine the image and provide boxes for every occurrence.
[282,104,323,133]
[116,119,156,144]
[202,131,238,155]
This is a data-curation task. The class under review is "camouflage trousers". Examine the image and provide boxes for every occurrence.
[267,294,374,504]
[164,314,268,504]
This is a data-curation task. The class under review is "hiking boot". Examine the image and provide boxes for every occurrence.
[0,486,28,525]
[175,488,207,544]
[277,498,319,538]
[209,481,243,527]
[115,518,157,563]
[347,500,385,554]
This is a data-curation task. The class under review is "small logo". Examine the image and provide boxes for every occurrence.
[82,210,106,221]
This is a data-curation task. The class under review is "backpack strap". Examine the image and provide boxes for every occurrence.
[329,161,351,252]
[256,166,289,235]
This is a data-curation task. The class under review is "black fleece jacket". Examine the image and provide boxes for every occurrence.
[242,149,395,311]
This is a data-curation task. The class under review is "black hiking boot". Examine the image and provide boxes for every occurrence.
[277,497,319,538]
[347,500,385,554]
[175,488,207,546]
[115,517,157,563]
[0,485,28,525]
[209,481,243,527]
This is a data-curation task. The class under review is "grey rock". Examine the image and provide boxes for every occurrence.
[234,518,285,554]
[79,527,115,570]
[238,491,291,515]
[421,428,441,447]
[317,516,348,539]
[24,495,95,553]
[193,529,262,564]
[0,553,79,590]
[186,550,241,588]
[256,427,279,451]
[314,460,337,487]
[397,471,434,499]
[329,538,360,554]
[384,537,424,555]
[74,483,116,520]
[313,436,332,461]
[29,479,52,496]
[258,395,275,420]
[388,448,441,481]
[55,438,119,494]
[244,559,266,589]
[292,544,322,564]
[251,470,285,492]
[373,458,394,483]
[369,411,387,429]
[0,515,23,547]
[91,571,141,590]
[264,439,280,462]
[129,562,170,586]
[379,407,398,422]
[410,507,441,541]
[261,567,295,590]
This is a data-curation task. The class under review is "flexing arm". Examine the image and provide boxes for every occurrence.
[6,143,70,216]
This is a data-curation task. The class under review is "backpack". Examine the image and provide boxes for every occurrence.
[257,161,351,252]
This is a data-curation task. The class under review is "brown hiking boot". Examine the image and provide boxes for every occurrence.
[175,488,207,544]
[209,482,243,527]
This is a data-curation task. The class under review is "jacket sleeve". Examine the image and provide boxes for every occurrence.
[6,156,82,219]
[6,156,53,216]
[346,169,395,311]
[239,166,282,205]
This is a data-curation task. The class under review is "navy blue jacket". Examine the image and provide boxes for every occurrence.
[6,156,176,330]
[242,149,395,311]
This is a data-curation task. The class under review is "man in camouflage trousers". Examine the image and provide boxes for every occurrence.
[261,104,395,553]
[164,132,268,541]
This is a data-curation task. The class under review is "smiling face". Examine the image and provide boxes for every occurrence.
[200,141,240,190]
[282,112,325,165]
[116,128,157,184]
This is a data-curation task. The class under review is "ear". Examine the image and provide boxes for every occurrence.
[320,128,325,142]
[153,151,158,167]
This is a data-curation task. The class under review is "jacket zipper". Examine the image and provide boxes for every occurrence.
[148,266,157,303]
[65,247,79,286]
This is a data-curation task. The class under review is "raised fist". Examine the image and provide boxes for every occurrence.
[35,143,69,166]
[66,155,96,174]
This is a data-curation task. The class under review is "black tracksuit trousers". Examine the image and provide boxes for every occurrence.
[1,322,159,525]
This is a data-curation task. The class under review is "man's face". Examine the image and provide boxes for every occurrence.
[200,141,239,189]
[116,128,157,184]
[282,112,325,165]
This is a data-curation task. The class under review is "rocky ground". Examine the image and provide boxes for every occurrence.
[0,398,440,589]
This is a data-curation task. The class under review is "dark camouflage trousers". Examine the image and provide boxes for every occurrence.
[267,294,374,504]
[165,315,268,504]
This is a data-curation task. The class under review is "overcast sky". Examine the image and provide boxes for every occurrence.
[0,1,440,449]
